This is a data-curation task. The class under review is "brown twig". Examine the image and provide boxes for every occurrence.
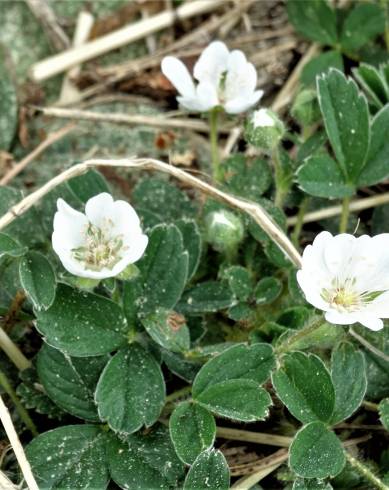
[0,157,302,267]
[0,396,39,490]
[58,11,94,106]
[1,291,26,333]
[0,123,75,186]
[0,469,18,490]
[33,106,232,134]
[24,0,70,51]
[30,0,226,82]
[217,427,292,448]
[287,191,389,226]
[230,448,288,477]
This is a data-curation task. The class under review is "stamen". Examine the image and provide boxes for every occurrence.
[71,220,127,271]
[321,276,385,313]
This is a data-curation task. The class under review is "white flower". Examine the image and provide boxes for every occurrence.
[161,41,263,114]
[252,108,276,127]
[297,231,389,331]
[52,193,148,279]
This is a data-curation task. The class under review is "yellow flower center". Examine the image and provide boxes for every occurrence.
[72,221,127,271]
[321,277,384,313]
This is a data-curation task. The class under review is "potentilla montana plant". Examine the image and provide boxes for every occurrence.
[52,192,148,279]
[3,2,389,488]
[298,232,389,331]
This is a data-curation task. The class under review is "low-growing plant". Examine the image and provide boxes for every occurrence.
[1,1,389,489]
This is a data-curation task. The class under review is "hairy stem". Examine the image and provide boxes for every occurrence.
[291,197,310,247]
[209,109,220,181]
[276,317,324,354]
[339,195,351,233]
[350,328,389,363]
[273,146,287,208]
[346,452,389,490]
[165,385,191,404]
[0,370,38,437]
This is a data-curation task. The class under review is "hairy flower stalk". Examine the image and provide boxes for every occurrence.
[297,231,389,331]
[52,192,148,279]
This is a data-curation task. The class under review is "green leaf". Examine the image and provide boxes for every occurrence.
[176,218,202,281]
[254,277,282,305]
[290,421,345,479]
[222,265,254,302]
[297,154,353,198]
[17,366,65,420]
[122,277,142,327]
[0,232,27,259]
[330,342,367,424]
[36,283,127,356]
[297,130,327,162]
[358,105,389,187]
[177,281,235,315]
[287,0,337,45]
[26,425,109,490]
[137,224,188,315]
[19,251,56,311]
[95,343,165,434]
[0,49,18,150]
[293,478,333,490]
[169,402,216,465]
[193,343,275,396]
[37,343,107,422]
[301,50,344,87]
[272,352,335,424]
[195,379,271,422]
[220,153,272,200]
[67,170,110,203]
[108,424,184,489]
[379,398,389,431]
[0,186,43,247]
[340,3,385,52]
[192,344,274,421]
[317,69,370,181]
[133,178,196,226]
[353,64,388,109]
[163,350,202,383]
[184,449,230,490]
[141,308,190,353]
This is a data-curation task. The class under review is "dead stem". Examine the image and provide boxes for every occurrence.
[0,157,303,268]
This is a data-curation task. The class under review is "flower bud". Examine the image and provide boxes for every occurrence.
[204,210,244,254]
[291,89,321,126]
[245,108,285,150]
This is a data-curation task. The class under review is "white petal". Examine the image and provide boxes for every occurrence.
[296,270,330,311]
[110,200,141,236]
[225,50,256,98]
[196,81,219,109]
[161,56,196,98]
[177,96,210,112]
[123,233,149,264]
[366,290,389,318]
[85,192,114,227]
[357,314,383,331]
[52,199,87,250]
[224,90,263,114]
[323,233,356,277]
[193,41,229,85]
[325,310,357,325]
